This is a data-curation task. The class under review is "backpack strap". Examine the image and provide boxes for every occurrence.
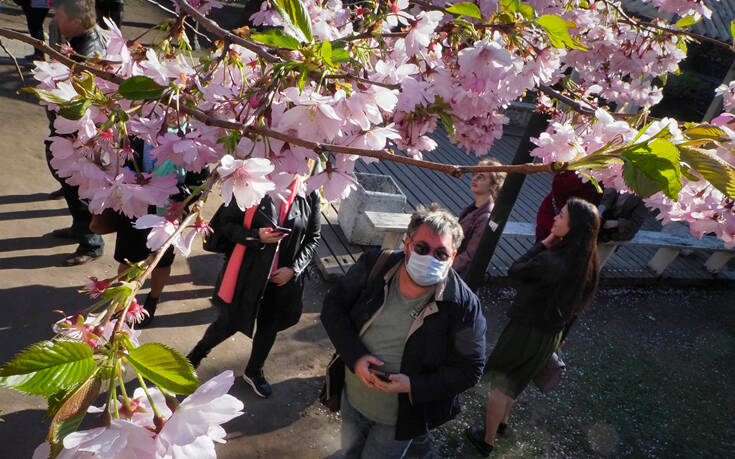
[368,249,394,282]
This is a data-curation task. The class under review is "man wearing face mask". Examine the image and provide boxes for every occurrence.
[321,203,487,458]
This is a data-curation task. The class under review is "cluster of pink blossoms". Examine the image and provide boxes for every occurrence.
[34,0,735,254]
[32,371,244,459]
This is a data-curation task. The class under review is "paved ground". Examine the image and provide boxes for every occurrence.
[1,3,734,458]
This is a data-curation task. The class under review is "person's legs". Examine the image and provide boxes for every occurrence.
[484,389,513,445]
[62,183,103,263]
[340,392,373,459]
[361,421,412,459]
[245,315,278,374]
[187,314,238,368]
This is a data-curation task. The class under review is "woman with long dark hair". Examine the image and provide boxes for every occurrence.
[466,197,601,456]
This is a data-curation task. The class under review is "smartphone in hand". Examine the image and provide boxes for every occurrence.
[368,364,392,383]
[274,226,292,236]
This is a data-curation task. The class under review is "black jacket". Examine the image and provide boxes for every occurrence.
[506,242,572,332]
[598,188,648,242]
[213,191,321,336]
[321,250,486,440]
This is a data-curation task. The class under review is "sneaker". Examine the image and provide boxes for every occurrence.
[243,371,272,398]
[63,253,100,266]
[466,426,493,457]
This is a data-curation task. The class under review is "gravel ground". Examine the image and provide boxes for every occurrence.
[427,285,735,458]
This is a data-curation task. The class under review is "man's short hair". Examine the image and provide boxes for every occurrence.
[406,203,464,251]
[54,0,97,30]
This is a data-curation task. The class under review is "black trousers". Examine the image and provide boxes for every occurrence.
[20,2,48,43]
[45,119,104,256]
[95,0,123,28]
[190,284,281,373]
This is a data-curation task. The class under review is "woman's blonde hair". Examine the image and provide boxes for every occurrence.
[477,158,506,200]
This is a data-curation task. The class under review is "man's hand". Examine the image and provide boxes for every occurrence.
[259,227,288,244]
[373,373,411,393]
[270,267,294,286]
[354,355,384,389]
[603,219,619,229]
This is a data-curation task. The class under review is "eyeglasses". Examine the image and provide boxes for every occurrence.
[411,239,451,262]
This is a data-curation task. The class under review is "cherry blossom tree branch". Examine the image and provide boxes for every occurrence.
[111,171,220,336]
[603,0,734,53]
[338,31,408,42]
[142,0,212,45]
[0,27,558,180]
[323,73,401,90]
[174,0,281,63]
[0,38,25,84]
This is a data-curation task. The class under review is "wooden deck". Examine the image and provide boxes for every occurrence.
[315,125,735,283]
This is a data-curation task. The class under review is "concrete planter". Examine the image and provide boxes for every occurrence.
[339,172,408,246]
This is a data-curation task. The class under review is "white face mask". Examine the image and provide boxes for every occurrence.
[405,250,450,286]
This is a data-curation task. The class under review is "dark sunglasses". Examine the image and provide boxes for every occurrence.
[411,240,451,262]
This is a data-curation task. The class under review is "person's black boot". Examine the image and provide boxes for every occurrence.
[466,426,493,456]
[497,422,507,436]
[243,368,272,398]
[186,347,208,369]
[138,295,159,328]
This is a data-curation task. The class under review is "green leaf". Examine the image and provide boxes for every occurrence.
[330,40,350,63]
[251,29,301,50]
[730,20,735,44]
[297,67,308,92]
[567,154,622,170]
[48,411,86,458]
[447,2,483,20]
[275,0,313,43]
[578,171,602,193]
[537,14,589,50]
[0,340,95,397]
[127,343,199,395]
[318,41,334,67]
[675,15,700,28]
[118,76,166,101]
[439,111,455,139]
[679,146,735,199]
[683,124,729,142]
[46,373,100,450]
[620,139,682,199]
[58,99,92,121]
[19,87,70,105]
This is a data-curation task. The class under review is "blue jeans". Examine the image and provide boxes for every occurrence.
[340,392,412,459]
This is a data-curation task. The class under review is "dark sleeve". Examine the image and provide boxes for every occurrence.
[320,251,377,371]
[219,201,263,248]
[615,198,648,241]
[410,295,487,403]
[452,212,488,274]
[290,193,322,276]
[507,242,548,282]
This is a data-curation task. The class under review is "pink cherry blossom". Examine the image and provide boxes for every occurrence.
[217,155,275,211]
[155,371,244,456]
[404,11,443,57]
[60,418,156,458]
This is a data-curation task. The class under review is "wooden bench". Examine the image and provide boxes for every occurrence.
[364,212,735,276]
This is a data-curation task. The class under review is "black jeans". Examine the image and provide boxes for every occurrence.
[45,128,104,257]
[20,2,48,44]
[190,284,281,373]
[95,0,123,28]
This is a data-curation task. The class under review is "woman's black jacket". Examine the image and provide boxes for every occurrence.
[212,191,321,336]
[321,249,487,440]
[506,242,571,332]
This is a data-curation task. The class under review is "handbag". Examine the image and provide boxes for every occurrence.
[318,249,394,412]
[89,208,118,235]
[203,203,234,253]
[534,348,565,393]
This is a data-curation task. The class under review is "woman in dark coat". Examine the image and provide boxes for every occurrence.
[187,181,321,398]
[466,198,601,456]
[453,158,506,277]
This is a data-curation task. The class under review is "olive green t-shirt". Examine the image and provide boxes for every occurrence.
[344,275,432,425]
